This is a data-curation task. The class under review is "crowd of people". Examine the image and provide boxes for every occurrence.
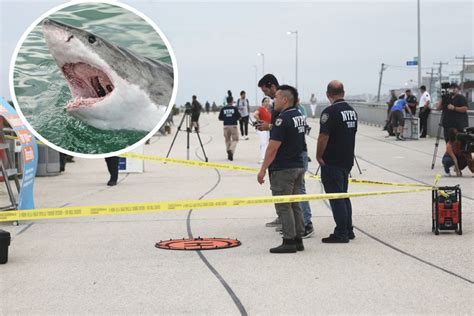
[144,75,471,253]
[216,74,357,253]
[384,83,473,176]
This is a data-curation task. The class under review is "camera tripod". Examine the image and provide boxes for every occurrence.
[431,110,445,169]
[166,111,208,162]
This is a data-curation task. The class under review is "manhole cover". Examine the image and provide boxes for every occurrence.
[155,237,241,250]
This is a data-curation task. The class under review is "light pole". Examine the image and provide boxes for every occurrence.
[376,63,387,102]
[417,0,421,87]
[253,65,258,106]
[287,30,298,89]
[257,52,265,76]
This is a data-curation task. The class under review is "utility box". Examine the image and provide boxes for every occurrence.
[36,144,60,177]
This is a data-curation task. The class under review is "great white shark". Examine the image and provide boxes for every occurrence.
[42,18,173,132]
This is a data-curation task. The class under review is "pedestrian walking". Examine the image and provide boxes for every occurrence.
[105,156,120,186]
[237,91,250,140]
[218,95,241,161]
[309,93,317,118]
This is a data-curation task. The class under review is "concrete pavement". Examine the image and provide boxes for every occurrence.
[1,112,473,314]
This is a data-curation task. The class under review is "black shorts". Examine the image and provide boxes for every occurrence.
[391,111,404,128]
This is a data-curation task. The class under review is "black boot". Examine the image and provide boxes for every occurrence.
[295,237,304,251]
[270,238,297,253]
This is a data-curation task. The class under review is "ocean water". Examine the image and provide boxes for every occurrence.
[13,3,172,155]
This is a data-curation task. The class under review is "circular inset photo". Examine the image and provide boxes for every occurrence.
[10,1,177,157]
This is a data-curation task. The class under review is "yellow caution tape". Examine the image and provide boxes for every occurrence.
[0,187,434,222]
[122,153,435,188]
[121,153,259,172]
[307,175,431,187]
[3,136,441,189]
[434,174,441,187]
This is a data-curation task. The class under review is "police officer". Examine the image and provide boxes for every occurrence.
[256,75,314,235]
[316,80,357,243]
[405,89,418,116]
[257,85,306,253]
[218,95,241,160]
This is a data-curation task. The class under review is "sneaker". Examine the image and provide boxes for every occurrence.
[295,237,304,251]
[270,238,297,253]
[227,150,231,160]
[321,234,349,243]
[265,217,281,227]
[302,223,314,239]
[444,172,451,177]
[107,180,117,186]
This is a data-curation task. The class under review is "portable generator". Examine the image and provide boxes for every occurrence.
[432,186,462,235]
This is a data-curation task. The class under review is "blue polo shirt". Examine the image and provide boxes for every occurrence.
[269,106,305,171]
[391,99,407,112]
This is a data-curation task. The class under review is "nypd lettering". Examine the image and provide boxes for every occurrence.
[269,107,305,171]
[340,110,357,128]
[223,108,236,116]
[292,115,306,133]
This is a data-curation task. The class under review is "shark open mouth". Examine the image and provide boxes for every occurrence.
[62,62,114,111]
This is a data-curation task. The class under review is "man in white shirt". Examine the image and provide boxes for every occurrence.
[418,85,431,138]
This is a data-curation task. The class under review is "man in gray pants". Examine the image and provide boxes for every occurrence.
[257,85,306,253]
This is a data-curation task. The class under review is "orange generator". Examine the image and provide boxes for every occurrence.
[432,186,462,235]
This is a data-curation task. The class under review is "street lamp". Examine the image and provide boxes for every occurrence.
[287,30,298,89]
[257,52,265,76]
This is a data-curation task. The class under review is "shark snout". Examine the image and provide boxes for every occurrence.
[42,18,71,31]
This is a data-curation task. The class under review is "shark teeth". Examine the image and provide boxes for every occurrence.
[66,96,107,112]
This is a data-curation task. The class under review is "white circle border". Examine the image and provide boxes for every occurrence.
[9,0,179,159]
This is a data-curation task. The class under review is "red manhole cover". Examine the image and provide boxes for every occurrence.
[155,237,241,250]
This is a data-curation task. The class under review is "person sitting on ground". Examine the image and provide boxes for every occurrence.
[390,94,412,141]
[442,128,473,177]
